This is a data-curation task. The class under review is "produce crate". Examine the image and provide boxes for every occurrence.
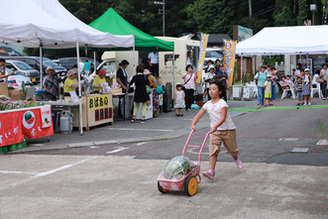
[8,138,27,151]
[0,146,8,154]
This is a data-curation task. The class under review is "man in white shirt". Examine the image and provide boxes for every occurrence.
[148,51,159,77]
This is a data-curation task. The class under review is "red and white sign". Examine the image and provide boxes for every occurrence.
[0,106,54,147]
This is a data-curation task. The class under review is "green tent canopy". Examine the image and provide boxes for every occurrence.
[89,8,174,51]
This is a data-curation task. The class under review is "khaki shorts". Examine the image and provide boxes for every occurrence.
[209,129,239,157]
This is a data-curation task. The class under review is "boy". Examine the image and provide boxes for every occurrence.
[295,77,303,106]
[264,75,272,106]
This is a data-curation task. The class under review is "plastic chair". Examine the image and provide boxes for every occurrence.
[280,82,295,99]
[311,82,322,98]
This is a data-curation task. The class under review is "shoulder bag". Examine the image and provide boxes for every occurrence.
[144,75,152,94]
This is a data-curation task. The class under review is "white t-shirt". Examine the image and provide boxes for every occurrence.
[148,52,159,64]
[202,99,236,130]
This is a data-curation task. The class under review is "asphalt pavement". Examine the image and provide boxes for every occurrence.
[1,95,328,218]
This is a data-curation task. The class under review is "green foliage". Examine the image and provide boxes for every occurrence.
[273,0,296,26]
[262,55,284,67]
[186,0,234,35]
[297,0,308,25]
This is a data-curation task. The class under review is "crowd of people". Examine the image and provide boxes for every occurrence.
[254,63,328,106]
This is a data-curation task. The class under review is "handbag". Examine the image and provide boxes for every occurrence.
[156,85,164,94]
[144,75,151,94]
[149,75,164,94]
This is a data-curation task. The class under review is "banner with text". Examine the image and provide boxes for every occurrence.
[223,40,237,88]
[0,106,54,147]
[196,33,209,84]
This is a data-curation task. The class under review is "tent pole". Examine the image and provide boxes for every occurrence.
[306,53,309,72]
[76,42,83,135]
[240,55,243,83]
[93,50,97,74]
[132,45,136,75]
[39,46,43,90]
[173,50,175,90]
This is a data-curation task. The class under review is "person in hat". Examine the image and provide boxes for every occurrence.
[204,59,214,72]
[302,68,312,105]
[263,75,273,106]
[43,66,59,101]
[64,68,83,96]
[320,63,328,99]
[204,64,215,100]
[92,69,107,93]
[254,65,267,105]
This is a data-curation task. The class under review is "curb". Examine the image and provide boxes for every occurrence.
[7,110,249,154]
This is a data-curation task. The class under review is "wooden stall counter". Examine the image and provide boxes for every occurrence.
[72,93,113,131]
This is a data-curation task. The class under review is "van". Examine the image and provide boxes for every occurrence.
[5,60,40,84]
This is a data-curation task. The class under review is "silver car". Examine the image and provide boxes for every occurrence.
[5,60,40,84]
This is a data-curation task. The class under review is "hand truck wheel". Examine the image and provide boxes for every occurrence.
[184,176,198,196]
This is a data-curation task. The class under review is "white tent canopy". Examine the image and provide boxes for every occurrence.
[0,0,134,49]
[32,0,134,48]
[236,25,328,56]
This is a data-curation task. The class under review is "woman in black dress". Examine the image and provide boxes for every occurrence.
[129,65,150,123]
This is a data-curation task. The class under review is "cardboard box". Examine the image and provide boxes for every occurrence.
[111,88,123,94]
[0,83,9,96]
[8,88,23,100]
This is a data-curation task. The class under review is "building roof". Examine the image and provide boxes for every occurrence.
[198,34,232,45]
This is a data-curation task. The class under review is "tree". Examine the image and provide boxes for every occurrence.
[297,0,308,25]
[273,0,296,26]
[186,0,234,35]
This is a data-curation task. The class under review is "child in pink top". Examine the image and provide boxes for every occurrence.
[191,80,243,180]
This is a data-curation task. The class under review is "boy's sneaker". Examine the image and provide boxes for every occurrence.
[303,103,307,106]
[308,102,311,106]
[202,169,215,180]
[234,158,244,170]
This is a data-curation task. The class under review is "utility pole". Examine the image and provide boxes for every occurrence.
[163,0,165,36]
[248,0,252,17]
[154,1,166,36]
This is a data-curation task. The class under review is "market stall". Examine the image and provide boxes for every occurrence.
[72,93,113,131]
[0,103,54,148]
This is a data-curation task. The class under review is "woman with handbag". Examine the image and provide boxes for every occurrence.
[129,65,150,123]
[145,68,160,118]
[182,64,197,112]
[319,63,328,100]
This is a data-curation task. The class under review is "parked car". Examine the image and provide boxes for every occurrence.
[0,67,33,86]
[204,47,224,65]
[56,57,99,74]
[5,56,67,82]
[5,60,40,84]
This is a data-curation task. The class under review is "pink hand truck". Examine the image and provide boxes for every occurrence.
[157,130,211,196]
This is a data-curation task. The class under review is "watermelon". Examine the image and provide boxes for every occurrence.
[27,117,35,125]
[25,112,32,121]
[163,156,191,180]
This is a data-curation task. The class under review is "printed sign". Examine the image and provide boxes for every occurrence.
[196,33,209,84]
[88,95,110,110]
[223,41,237,88]
[40,105,52,128]
[0,107,54,147]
